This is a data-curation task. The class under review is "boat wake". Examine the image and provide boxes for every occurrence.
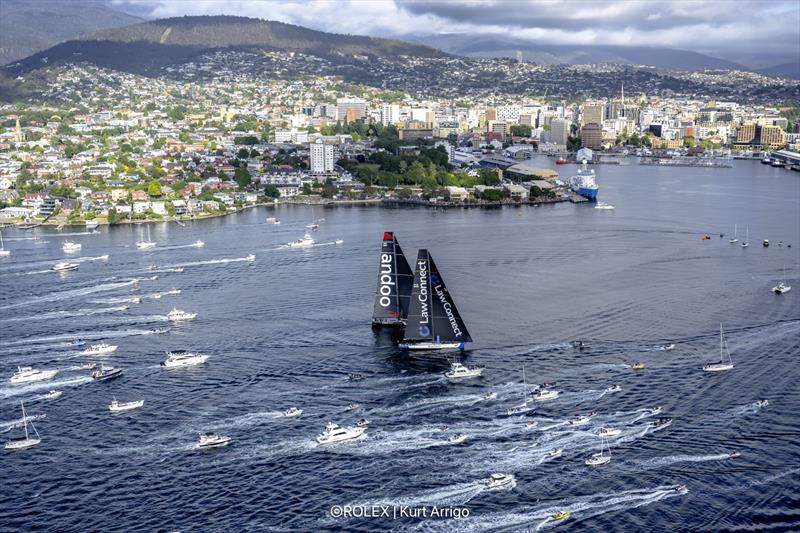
[0,305,129,322]
[0,327,168,350]
[0,376,92,400]
[163,256,255,268]
[349,480,487,511]
[0,279,138,311]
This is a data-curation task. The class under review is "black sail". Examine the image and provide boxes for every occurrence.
[404,249,472,343]
[372,232,413,326]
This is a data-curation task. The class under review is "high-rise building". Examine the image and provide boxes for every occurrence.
[736,123,756,144]
[582,104,604,127]
[336,97,366,122]
[380,104,400,126]
[581,123,603,150]
[485,107,497,121]
[309,139,335,173]
[759,125,785,147]
[550,118,569,146]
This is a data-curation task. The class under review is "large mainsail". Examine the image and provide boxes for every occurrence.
[371,232,414,327]
[403,249,472,344]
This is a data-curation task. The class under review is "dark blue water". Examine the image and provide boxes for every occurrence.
[1,161,798,532]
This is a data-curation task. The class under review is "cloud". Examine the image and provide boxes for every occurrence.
[109,0,800,59]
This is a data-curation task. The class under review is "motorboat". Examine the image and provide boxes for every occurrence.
[545,448,563,459]
[597,427,622,438]
[193,240,205,247]
[62,241,82,252]
[9,366,58,385]
[661,344,676,351]
[288,233,315,248]
[162,350,209,368]
[534,388,559,401]
[507,401,534,416]
[605,384,621,393]
[52,261,79,272]
[483,392,498,401]
[763,239,769,247]
[44,390,62,400]
[570,414,593,426]
[594,202,615,210]
[346,403,361,411]
[196,433,231,449]
[245,254,256,262]
[485,473,515,489]
[335,239,344,245]
[164,289,181,296]
[348,373,365,382]
[79,363,96,370]
[355,419,370,428]
[631,361,646,370]
[728,451,741,458]
[773,282,792,294]
[445,362,483,381]
[702,323,734,372]
[283,407,303,417]
[85,219,99,229]
[265,217,279,224]
[525,420,539,429]
[649,417,673,430]
[571,340,589,350]
[81,343,118,356]
[700,234,711,240]
[306,222,319,230]
[552,511,571,521]
[643,406,663,416]
[167,308,197,321]
[109,397,144,412]
[673,484,687,493]
[447,434,468,445]
[92,364,123,381]
[71,339,87,347]
[757,399,769,408]
[5,402,41,450]
[316,422,365,444]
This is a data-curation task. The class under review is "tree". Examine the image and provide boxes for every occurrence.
[147,181,163,197]
[107,208,119,225]
[263,185,281,199]
[481,189,504,202]
[682,136,696,148]
[510,124,532,137]
[233,168,252,189]
[237,148,250,159]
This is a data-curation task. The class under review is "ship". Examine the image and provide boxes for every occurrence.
[371,232,414,328]
[399,249,472,351]
[568,159,598,200]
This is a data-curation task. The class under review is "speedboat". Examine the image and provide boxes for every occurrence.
[316,422,365,444]
[193,240,205,247]
[266,217,279,224]
[306,222,319,230]
[571,340,589,350]
[485,473,515,489]
[9,366,58,384]
[631,361,645,370]
[335,239,344,245]
[605,384,621,393]
[534,388,559,401]
[773,282,792,294]
[355,418,370,428]
[284,407,303,417]
[109,397,144,412]
[763,239,769,247]
[52,261,79,272]
[644,406,663,416]
[346,403,361,411]
[570,414,593,426]
[245,254,255,262]
[546,448,563,459]
[552,511,571,521]
[196,433,231,449]
[92,364,123,381]
[585,452,611,466]
[164,289,181,296]
[757,399,769,408]
[85,219,99,229]
[661,344,676,351]
[445,362,483,381]
[62,241,82,252]
[81,343,118,356]
[596,427,621,438]
[136,241,156,249]
[44,390,62,400]
[71,339,87,347]
[483,392,498,401]
[649,417,673,430]
[728,451,741,458]
[448,434,468,445]
[288,233,315,248]
[79,363,96,370]
[673,484,687,493]
[525,420,539,429]
[162,350,209,368]
[167,308,197,321]
[348,373,365,382]
[594,202,615,210]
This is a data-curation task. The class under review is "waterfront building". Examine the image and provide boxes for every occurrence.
[309,139,335,173]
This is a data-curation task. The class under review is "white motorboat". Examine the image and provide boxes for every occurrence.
[525,420,539,429]
[604,384,621,393]
[288,233,315,248]
[447,434,468,445]
[109,397,144,412]
[445,361,483,381]
[545,448,563,459]
[757,399,769,408]
[507,401,534,416]
[62,241,82,252]
[193,240,205,247]
[485,473,515,489]
[306,222,319,230]
[728,451,741,458]
[643,406,663,416]
[335,239,344,245]
[195,433,231,449]
[9,366,58,384]
[596,427,622,438]
[773,264,791,294]
[5,402,41,450]
[570,414,593,426]
[594,202,615,210]
[245,254,255,262]
[162,350,209,368]
[0,229,11,256]
[661,343,675,351]
[164,289,181,296]
[355,418,370,428]
[284,407,303,417]
[85,219,99,229]
[346,403,361,411]
[702,323,734,372]
[92,364,123,381]
[81,343,118,356]
[79,363,96,370]
[167,308,197,321]
[44,390,62,400]
[136,226,156,249]
[534,388,560,401]
[52,261,79,272]
[266,217,279,224]
[648,417,673,430]
[316,422,365,444]
[483,392,498,401]
[585,435,611,466]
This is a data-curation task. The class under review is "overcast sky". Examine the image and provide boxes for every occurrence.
[111,0,799,60]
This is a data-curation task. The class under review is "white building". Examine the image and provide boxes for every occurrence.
[381,104,400,126]
[309,139,335,173]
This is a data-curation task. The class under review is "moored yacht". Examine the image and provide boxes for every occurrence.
[585,436,611,466]
[445,362,483,381]
[196,433,231,449]
[9,366,58,385]
[0,229,11,256]
[167,308,197,321]
[485,473,515,489]
[773,264,791,294]
[81,343,118,356]
[162,350,209,368]
[316,422,366,444]
[109,397,144,412]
